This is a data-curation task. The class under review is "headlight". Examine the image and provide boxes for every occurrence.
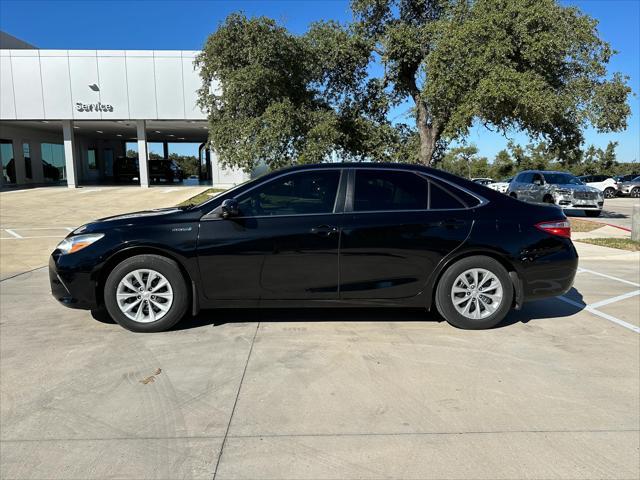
[56,233,104,254]
[554,189,571,196]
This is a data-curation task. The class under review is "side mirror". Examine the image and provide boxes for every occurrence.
[220,198,239,219]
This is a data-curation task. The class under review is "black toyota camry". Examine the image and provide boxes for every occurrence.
[50,163,578,332]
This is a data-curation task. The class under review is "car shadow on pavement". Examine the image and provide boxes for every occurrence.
[169,287,586,331]
[568,209,627,219]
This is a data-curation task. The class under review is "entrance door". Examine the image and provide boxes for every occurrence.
[103,149,114,179]
[85,148,99,182]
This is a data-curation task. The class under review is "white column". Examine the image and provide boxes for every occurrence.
[62,121,78,188]
[136,120,149,188]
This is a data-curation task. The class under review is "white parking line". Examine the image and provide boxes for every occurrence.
[577,267,640,287]
[4,229,23,239]
[556,296,640,334]
[78,188,103,194]
[589,290,640,309]
[1,235,65,240]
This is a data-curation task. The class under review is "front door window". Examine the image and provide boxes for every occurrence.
[236,170,341,217]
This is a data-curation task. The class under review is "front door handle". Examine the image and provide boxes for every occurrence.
[311,225,338,237]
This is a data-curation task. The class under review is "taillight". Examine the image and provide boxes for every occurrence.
[535,220,571,239]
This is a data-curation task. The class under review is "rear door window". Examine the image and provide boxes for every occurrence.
[354,170,429,211]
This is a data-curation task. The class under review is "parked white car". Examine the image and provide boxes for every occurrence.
[471,177,494,185]
[577,175,618,199]
[488,177,512,193]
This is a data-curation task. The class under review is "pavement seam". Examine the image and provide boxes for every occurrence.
[0,265,47,283]
[212,322,261,480]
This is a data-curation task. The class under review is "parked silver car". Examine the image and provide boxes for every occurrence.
[508,170,604,217]
[617,176,640,197]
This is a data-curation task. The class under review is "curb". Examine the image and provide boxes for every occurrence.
[574,218,632,233]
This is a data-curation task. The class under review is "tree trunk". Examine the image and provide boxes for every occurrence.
[415,97,439,166]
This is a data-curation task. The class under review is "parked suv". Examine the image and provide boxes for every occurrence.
[617,176,640,198]
[508,170,604,217]
[114,157,184,184]
[578,175,618,199]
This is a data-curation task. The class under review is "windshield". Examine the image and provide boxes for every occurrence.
[543,173,583,185]
[632,176,640,182]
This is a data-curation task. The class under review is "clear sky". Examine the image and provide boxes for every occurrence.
[1,0,638,162]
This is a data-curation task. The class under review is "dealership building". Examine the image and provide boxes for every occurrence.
[0,32,248,188]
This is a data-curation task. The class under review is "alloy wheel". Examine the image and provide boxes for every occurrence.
[632,188,640,198]
[116,269,173,323]
[604,188,616,199]
[450,268,503,320]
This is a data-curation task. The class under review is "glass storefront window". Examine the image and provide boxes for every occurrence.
[41,143,65,182]
[1,140,15,184]
[23,142,32,179]
[88,148,97,170]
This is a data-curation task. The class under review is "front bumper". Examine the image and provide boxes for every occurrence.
[555,197,603,210]
[49,255,97,310]
[617,186,638,196]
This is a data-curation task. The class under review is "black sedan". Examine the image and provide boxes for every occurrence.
[50,163,578,332]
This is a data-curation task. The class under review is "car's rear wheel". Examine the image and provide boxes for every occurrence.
[435,256,513,330]
[104,254,188,332]
[604,187,616,199]
[585,210,601,217]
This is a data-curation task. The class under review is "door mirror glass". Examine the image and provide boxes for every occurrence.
[221,198,239,219]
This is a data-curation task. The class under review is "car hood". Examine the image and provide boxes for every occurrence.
[621,181,640,186]
[550,184,599,193]
[71,207,186,234]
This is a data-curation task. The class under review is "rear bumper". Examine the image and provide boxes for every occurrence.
[520,241,579,302]
[49,255,97,310]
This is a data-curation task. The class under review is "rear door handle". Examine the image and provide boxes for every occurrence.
[311,225,338,237]
[439,219,466,228]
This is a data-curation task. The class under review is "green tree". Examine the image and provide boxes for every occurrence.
[491,150,514,179]
[438,145,487,178]
[352,0,631,165]
[197,1,631,170]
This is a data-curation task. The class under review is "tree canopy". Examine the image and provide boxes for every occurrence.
[197,0,631,171]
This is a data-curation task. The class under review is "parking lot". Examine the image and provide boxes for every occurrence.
[0,188,638,479]
[567,197,636,230]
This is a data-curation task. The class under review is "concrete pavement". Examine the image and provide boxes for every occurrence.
[0,185,207,279]
[568,197,639,230]
[1,241,638,479]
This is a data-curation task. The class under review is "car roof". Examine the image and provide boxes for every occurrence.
[519,170,574,175]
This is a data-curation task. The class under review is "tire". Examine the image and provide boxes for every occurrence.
[585,210,601,217]
[509,193,517,199]
[631,187,640,198]
[543,195,554,204]
[604,187,616,199]
[104,254,189,332]
[435,256,513,330]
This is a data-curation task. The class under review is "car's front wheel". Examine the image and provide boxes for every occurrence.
[435,256,513,330]
[104,254,189,332]
[604,187,616,199]
[631,187,640,198]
